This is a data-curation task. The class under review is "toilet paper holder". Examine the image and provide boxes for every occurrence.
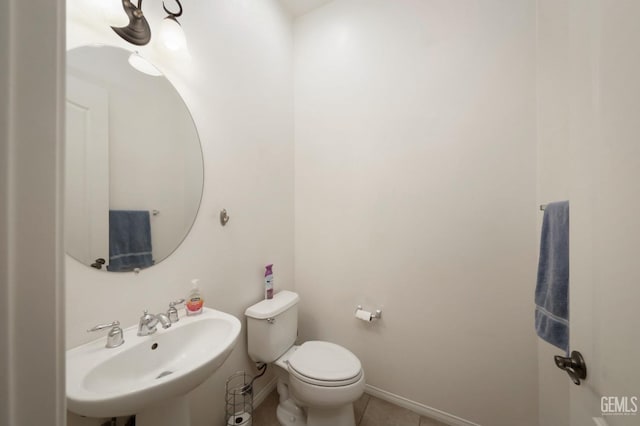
[355,305,382,321]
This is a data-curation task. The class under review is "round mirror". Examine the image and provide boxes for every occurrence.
[65,45,203,272]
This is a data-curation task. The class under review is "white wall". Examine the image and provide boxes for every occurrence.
[1,0,66,425]
[535,1,571,425]
[66,1,294,425]
[293,1,539,425]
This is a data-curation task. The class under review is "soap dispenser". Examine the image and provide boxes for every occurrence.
[186,278,204,316]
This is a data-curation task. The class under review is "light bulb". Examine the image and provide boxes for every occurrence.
[128,52,162,77]
[159,17,187,51]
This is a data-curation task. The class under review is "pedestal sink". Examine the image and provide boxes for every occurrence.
[67,307,241,426]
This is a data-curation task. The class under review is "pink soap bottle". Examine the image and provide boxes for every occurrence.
[186,278,204,316]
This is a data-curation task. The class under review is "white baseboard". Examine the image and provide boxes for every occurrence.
[253,376,278,408]
[252,379,479,426]
[364,384,481,426]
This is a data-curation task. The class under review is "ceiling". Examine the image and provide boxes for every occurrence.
[279,0,334,17]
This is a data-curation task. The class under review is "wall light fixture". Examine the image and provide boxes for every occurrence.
[110,0,186,51]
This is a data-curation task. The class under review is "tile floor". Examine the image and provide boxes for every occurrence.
[252,389,449,426]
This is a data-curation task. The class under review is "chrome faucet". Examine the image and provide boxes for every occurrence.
[138,310,172,336]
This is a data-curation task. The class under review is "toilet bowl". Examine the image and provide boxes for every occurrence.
[288,341,364,405]
[273,342,365,426]
[245,291,365,426]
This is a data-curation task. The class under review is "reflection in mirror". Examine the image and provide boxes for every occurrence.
[65,45,203,272]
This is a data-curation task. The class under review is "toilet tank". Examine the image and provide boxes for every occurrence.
[245,290,299,363]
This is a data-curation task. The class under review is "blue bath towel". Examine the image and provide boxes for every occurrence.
[107,210,154,272]
[535,201,570,353]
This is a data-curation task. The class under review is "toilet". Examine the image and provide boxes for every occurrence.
[245,290,365,426]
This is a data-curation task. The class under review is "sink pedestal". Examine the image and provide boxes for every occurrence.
[136,396,190,426]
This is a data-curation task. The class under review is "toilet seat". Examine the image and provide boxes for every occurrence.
[287,341,362,387]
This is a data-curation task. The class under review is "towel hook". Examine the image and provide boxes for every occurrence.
[220,209,230,226]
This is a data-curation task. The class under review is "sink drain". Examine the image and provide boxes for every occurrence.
[156,371,173,379]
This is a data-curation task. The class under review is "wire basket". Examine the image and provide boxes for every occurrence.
[226,371,253,426]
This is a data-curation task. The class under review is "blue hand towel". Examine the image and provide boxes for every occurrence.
[107,210,154,272]
[535,201,570,353]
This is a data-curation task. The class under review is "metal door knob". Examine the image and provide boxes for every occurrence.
[554,350,587,385]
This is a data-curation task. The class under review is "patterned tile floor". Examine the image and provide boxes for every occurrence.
[252,389,449,426]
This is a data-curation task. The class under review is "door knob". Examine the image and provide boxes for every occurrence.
[554,350,587,385]
[91,258,106,269]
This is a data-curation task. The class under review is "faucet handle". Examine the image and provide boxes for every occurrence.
[167,299,185,323]
[87,320,120,332]
[140,309,157,320]
[87,321,124,348]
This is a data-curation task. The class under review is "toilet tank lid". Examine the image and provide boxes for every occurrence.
[245,290,299,319]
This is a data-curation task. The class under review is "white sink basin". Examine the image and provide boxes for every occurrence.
[67,308,241,420]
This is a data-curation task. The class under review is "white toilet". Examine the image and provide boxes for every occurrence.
[245,290,365,426]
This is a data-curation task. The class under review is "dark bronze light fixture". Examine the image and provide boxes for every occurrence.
[111,0,186,50]
[158,1,186,51]
[111,1,151,46]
